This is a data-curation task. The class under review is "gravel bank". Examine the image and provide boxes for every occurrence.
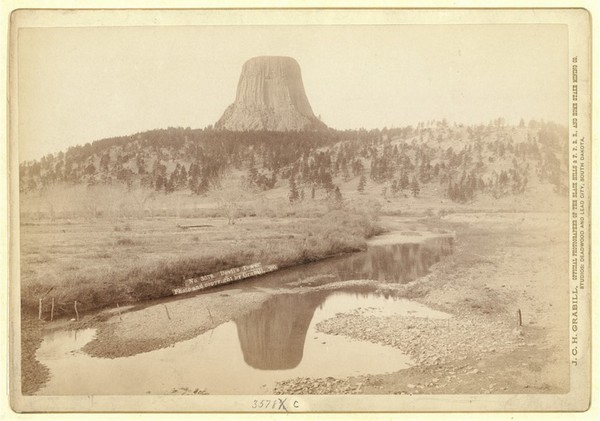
[316,310,519,367]
[274,213,569,395]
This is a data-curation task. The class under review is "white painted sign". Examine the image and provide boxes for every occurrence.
[172,263,278,295]
[183,263,262,287]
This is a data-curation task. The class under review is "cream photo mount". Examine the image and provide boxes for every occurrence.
[5,5,594,414]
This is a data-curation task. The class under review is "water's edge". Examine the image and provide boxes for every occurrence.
[34,234,456,395]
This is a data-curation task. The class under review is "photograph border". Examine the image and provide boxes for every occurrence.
[1,1,597,418]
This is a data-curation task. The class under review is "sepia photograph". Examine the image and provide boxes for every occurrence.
[5,4,593,414]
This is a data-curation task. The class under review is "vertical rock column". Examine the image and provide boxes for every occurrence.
[215,56,327,131]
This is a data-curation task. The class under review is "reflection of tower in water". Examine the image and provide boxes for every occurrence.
[234,292,327,370]
[232,237,454,370]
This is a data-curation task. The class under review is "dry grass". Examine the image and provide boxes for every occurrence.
[20,180,564,319]
[20,208,383,318]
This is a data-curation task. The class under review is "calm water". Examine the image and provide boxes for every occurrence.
[35,237,454,395]
[36,291,450,395]
[239,236,454,290]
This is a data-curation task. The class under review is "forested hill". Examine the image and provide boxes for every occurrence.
[19,119,568,203]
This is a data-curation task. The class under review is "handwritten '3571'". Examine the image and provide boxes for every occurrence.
[251,398,299,411]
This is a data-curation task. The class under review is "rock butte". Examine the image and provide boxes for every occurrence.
[215,56,327,132]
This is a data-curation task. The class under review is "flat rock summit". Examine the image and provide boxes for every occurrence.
[215,56,327,131]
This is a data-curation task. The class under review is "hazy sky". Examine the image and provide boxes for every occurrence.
[17,24,568,162]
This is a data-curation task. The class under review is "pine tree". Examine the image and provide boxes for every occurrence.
[99,153,110,172]
[84,162,96,175]
[342,165,351,182]
[391,179,399,197]
[410,176,420,197]
[155,175,165,191]
[188,175,198,192]
[334,186,343,203]
[357,174,366,193]
[289,176,300,203]
[198,174,210,194]
[399,171,410,191]
[179,165,188,188]
[329,185,344,209]
[247,164,258,185]
[165,177,175,194]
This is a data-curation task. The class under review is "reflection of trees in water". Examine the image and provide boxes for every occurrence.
[331,237,454,283]
[234,292,327,370]
[239,237,454,290]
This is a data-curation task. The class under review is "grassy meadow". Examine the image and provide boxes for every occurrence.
[19,183,385,318]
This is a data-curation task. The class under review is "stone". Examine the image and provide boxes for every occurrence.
[216,56,327,131]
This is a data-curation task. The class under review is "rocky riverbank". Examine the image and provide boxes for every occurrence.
[316,310,519,367]
[274,212,570,395]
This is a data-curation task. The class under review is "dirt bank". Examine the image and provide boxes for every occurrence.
[275,212,570,394]
[20,319,50,395]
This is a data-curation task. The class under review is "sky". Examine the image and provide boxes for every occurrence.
[17,24,568,162]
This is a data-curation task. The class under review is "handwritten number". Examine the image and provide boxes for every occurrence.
[251,398,296,411]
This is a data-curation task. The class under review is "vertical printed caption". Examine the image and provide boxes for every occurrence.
[569,56,586,366]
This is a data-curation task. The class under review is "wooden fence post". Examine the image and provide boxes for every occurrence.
[164,304,171,320]
[38,298,42,321]
[74,301,79,321]
[50,298,55,322]
[117,303,122,321]
[517,309,522,327]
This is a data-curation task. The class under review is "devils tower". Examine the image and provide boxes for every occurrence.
[215,56,327,131]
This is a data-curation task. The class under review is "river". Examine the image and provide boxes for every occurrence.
[35,235,454,395]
